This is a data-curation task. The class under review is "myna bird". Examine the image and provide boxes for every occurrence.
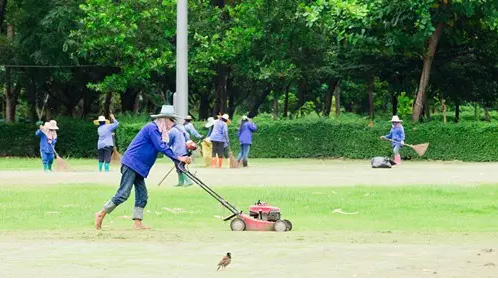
[217,252,231,271]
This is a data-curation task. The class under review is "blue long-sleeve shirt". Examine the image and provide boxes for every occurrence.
[168,125,188,156]
[209,120,229,144]
[384,125,405,147]
[35,129,57,154]
[238,122,257,145]
[184,122,203,139]
[97,120,119,149]
[121,122,179,178]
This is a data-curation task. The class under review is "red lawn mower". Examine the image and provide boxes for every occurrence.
[178,163,293,232]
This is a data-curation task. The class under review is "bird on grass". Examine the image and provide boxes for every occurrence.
[217,252,231,271]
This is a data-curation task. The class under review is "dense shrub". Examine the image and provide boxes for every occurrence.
[1,118,497,161]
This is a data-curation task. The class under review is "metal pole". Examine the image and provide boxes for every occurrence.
[176,0,188,124]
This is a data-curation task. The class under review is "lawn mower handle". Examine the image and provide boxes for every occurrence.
[176,162,240,216]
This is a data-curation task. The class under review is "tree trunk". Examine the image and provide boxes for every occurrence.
[248,86,271,118]
[412,22,444,122]
[390,93,398,116]
[368,75,375,121]
[282,83,291,118]
[104,92,113,118]
[120,88,138,112]
[199,92,210,120]
[334,81,341,117]
[4,24,16,122]
[422,88,430,122]
[5,90,17,122]
[483,106,491,122]
[454,99,460,123]
[0,0,7,32]
[323,79,338,117]
[214,64,228,114]
[227,78,236,118]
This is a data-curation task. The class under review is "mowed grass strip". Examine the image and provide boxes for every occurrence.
[0,184,497,232]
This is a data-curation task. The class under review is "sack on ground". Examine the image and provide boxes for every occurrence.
[371,157,395,168]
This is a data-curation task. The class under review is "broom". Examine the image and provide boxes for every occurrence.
[111,133,122,164]
[384,138,429,157]
[52,145,68,171]
[228,150,239,168]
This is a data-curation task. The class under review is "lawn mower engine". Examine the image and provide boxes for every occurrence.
[230,200,292,232]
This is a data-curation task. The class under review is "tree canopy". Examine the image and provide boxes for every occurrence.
[1,0,497,122]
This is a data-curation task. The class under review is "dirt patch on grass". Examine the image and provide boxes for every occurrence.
[0,233,497,277]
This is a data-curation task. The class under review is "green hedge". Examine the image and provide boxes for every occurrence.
[1,118,498,161]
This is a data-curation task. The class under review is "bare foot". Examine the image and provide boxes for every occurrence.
[133,220,151,230]
[95,210,106,230]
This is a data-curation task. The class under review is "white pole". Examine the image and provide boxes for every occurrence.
[176,0,188,124]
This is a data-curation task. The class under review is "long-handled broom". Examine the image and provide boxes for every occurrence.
[383,138,429,157]
[52,145,68,171]
[111,133,122,164]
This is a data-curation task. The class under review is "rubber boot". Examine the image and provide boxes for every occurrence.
[43,163,49,172]
[48,163,53,171]
[218,158,223,168]
[99,162,103,172]
[394,154,402,165]
[104,163,110,172]
[175,174,184,187]
[183,173,193,186]
[243,160,248,167]
[210,158,217,168]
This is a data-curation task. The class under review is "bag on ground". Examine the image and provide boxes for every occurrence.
[371,157,395,168]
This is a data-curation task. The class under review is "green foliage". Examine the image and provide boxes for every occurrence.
[0,118,96,158]
[2,118,497,161]
[397,92,413,119]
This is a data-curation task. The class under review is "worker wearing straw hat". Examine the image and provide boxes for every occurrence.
[94,105,191,230]
[209,114,230,168]
[168,120,194,186]
[35,120,59,172]
[94,114,119,172]
[380,115,405,165]
[183,115,203,140]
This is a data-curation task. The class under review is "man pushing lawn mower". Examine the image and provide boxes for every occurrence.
[94,105,191,230]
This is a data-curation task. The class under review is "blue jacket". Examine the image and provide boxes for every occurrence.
[168,125,188,156]
[238,121,257,145]
[97,120,119,149]
[121,122,179,178]
[35,129,57,154]
[384,125,405,147]
[209,120,229,144]
[184,122,202,139]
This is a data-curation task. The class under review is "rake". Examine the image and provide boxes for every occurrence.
[384,138,429,157]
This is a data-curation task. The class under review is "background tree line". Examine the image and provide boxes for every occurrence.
[0,0,497,123]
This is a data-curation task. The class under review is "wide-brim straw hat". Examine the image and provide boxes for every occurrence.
[93,115,110,125]
[205,117,216,128]
[46,120,59,130]
[151,105,179,119]
[390,115,403,123]
[184,115,193,121]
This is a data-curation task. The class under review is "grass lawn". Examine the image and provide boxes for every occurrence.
[1,183,497,233]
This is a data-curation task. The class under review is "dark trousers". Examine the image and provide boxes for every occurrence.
[111,165,148,209]
[98,146,113,163]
